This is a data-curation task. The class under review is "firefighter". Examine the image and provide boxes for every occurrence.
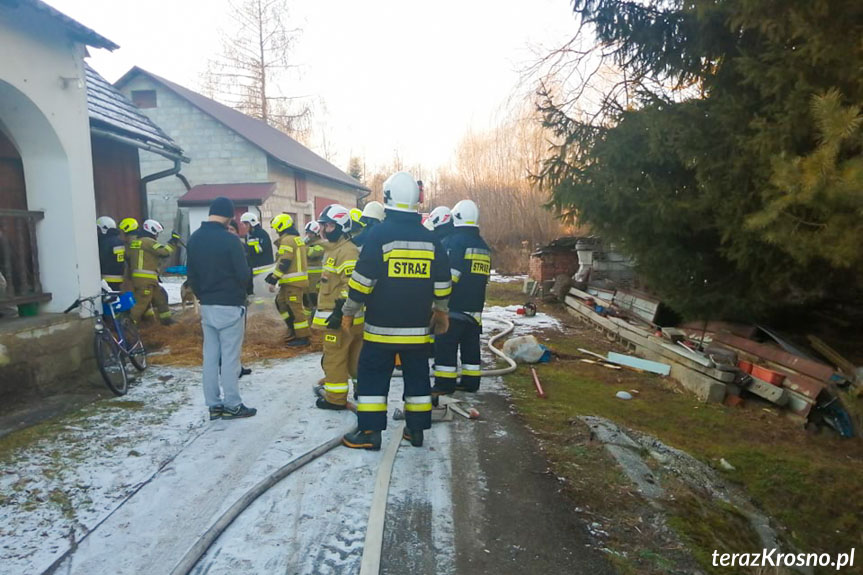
[432,200,490,395]
[128,219,178,325]
[239,211,275,302]
[265,213,310,347]
[311,205,363,409]
[341,171,451,450]
[351,201,385,249]
[428,206,455,245]
[96,216,126,292]
[304,220,325,311]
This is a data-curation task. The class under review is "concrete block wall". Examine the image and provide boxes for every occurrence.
[266,159,359,228]
[118,76,268,231]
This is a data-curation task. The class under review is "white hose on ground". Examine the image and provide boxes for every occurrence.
[391,315,519,378]
[169,428,353,575]
[170,318,518,575]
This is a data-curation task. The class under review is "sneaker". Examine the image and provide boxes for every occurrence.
[287,337,310,348]
[402,427,424,447]
[342,429,381,450]
[222,403,257,419]
[208,405,224,420]
[239,367,252,379]
[316,397,347,411]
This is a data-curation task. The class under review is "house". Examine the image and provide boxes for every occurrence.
[114,67,369,237]
[0,0,185,403]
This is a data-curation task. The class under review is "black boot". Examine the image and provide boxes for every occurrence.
[343,429,381,450]
[316,397,347,410]
[403,427,424,447]
[287,337,310,348]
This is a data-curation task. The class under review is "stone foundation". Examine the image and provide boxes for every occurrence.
[0,314,100,406]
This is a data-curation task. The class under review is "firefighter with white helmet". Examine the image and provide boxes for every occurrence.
[304,220,325,310]
[428,206,455,244]
[127,218,178,324]
[266,213,310,346]
[312,204,364,409]
[352,201,385,249]
[341,171,451,450]
[240,211,275,302]
[432,199,490,396]
[96,216,126,292]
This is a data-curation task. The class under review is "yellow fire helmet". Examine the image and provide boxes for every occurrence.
[349,208,365,228]
[118,217,139,233]
[271,213,294,233]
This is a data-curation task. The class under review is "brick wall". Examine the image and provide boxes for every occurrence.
[529,250,579,283]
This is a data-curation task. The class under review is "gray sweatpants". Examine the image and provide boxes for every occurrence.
[201,305,246,409]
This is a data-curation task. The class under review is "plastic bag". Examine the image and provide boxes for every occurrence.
[502,335,546,364]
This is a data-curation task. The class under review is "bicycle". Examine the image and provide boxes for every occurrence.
[64,291,148,395]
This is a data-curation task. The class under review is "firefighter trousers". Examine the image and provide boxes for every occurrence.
[275,285,310,338]
[320,323,363,405]
[356,342,432,432]
[433,317,482,393]
[130,279,170,323]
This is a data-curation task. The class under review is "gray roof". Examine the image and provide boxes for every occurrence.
[115,67,368,194]
[85,64,185,159]
[8,0,118,50]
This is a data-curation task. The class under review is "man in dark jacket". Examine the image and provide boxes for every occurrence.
[187,197,257,421]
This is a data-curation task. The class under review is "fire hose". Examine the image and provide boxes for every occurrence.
[170,316,519,575]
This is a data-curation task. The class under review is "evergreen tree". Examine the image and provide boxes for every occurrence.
[539,0,863,319]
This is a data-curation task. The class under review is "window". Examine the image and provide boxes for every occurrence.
[131,90,157,109]
[295,174,307,202]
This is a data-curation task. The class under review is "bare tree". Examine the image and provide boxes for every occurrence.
[204,0,311,137]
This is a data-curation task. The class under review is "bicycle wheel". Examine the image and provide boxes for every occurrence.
[94,329,129,395]
[119,316,148,371]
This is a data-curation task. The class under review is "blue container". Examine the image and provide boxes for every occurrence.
[104,291,136,315]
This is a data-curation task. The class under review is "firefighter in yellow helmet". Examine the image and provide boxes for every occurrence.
[265,213,310,346]
[303,220,325,311]
[312,204,363,409]
[127,219,178,324]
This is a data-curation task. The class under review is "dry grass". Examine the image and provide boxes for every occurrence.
[139,304,322,367]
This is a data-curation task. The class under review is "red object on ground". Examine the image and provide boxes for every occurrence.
[724,395,744,408]
[738,360,753,374]
[751,364,786,386]
[530,367,547,398]
[467,408,481,419]
[516,307,526,315]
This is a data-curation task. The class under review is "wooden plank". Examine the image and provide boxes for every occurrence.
[807,335,857,377]
[613,288,660,324]
[606,352,671,376]
[713,332,836,382]
[568,286,613,307]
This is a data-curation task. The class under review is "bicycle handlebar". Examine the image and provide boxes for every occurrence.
[64,291,121,314]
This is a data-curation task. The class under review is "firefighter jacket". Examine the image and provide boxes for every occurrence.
[98,229,126,284]
[346,210,451,346]
[446,227,491,325]
[245,225,275,275]
[127,233,174,283]
[312,236,362,328]
[306,238,325,289]
[272,233,308,287]
[350,219,379,250]
[434,221,455,247]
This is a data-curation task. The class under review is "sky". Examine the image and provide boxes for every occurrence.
[47,0,578,173]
